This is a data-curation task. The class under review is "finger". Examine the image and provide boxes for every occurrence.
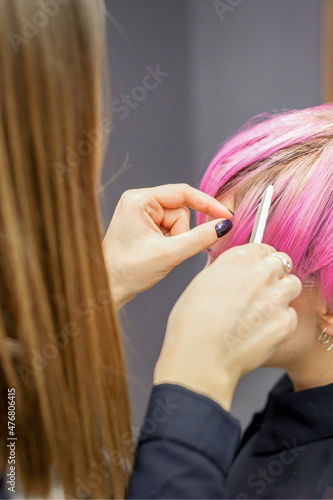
[271,307,298,344]
[264,251,293,279]
[163,218,229,266]
[269,275,302,306]
[214,243,277,266]
[161,208,190,236]
[287,306,298,333]
[250,306,298,354]
[144,184,233,220]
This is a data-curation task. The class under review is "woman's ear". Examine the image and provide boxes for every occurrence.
[319,308,333,340]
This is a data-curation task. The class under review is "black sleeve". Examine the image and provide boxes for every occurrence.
[127,383,241,499]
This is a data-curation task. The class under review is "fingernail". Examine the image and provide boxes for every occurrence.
[215,219,233,238]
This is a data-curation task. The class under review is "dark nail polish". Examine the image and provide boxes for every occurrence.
[228,209,235,215]
[215,219,233,238]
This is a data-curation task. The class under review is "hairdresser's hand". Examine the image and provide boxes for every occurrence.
[154,244,302,411]
[103,184,233,310]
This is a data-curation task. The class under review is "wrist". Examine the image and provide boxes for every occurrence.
[110,277,135,311]
[154,358,237,412]
[103,254,133,311]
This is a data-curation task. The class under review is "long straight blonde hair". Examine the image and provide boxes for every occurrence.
[0,1,132,498]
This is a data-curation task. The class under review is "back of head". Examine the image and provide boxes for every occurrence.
[197,105,333,312]
[0,1,131,498]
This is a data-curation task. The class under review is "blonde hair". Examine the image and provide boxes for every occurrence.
[0,1,132,498]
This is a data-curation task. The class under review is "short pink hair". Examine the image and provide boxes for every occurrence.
[196,104,333,311]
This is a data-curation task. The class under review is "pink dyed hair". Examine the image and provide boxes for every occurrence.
[196,104,333,311]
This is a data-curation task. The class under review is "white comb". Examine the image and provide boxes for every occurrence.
[249,185,274,244]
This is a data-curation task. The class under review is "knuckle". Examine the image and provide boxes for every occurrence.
[230,246,248,261]
[220,247,246,267]
[120,189,136,202]
[269,284,286,306]
[132,190,145,202]
[260,243,276,254]
[257,243,274,259]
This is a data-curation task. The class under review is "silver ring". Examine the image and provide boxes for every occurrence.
[267,253,291,275]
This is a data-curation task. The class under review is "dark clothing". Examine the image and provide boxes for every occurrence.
[2,376,332,499]
[227,374,333,499]
[128,383,241,499]
[129,376,333,499]
[0,383,241,500]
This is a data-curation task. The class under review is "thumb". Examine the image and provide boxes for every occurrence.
[165,218,233,266]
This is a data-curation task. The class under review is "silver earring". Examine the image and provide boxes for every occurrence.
[319,328,333,351]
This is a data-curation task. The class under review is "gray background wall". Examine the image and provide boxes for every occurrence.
[101,0,321,431]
